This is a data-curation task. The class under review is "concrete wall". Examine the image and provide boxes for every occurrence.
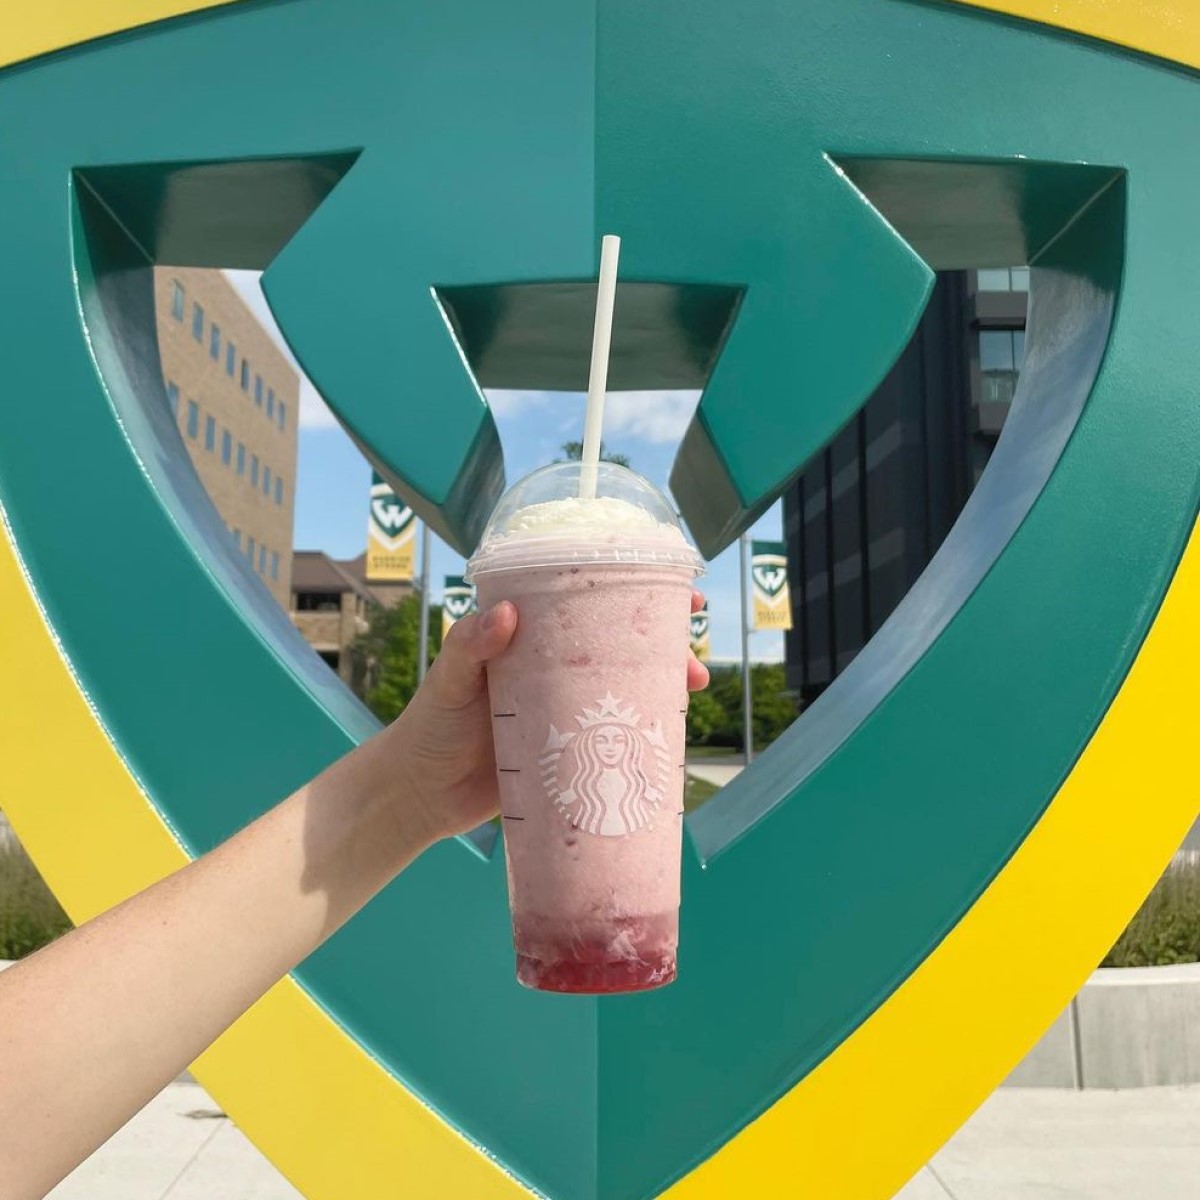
[1005,963,1200,1088]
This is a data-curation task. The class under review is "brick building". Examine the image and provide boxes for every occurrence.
[290,551,414,691]
[155,268,299,608]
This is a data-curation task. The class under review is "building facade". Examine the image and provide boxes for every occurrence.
[155,267,300,608]
[783,269,1028,703]
[289,551,414,692]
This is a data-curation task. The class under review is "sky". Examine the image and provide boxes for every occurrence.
[226,271,784,663]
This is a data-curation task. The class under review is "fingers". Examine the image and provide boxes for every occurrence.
[690,589,705,614]
[427,601,518,709]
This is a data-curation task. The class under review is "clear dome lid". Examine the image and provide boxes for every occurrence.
[465,461,704,579]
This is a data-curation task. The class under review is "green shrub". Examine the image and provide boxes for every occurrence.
[1102,858,1200,967]
[0,842,72,960]
[686,664,799,751]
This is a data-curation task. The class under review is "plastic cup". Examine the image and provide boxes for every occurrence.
[466,462,704,994]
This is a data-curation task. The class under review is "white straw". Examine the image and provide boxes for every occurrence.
[579,234,621,499]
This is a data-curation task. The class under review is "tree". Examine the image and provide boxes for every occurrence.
[354,592,443,723]
[685,686,728,746]
[559,440,631,468]
[686,663,799,751]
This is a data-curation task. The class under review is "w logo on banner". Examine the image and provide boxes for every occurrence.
[752,561,788,600]
[690,604,711,661]
[370,479,415,542]
[367,472,416,581]
[751,541,792,631]
[442,575,476,638]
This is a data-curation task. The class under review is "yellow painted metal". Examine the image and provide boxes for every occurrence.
[0,1,246,71]
[1,3,1197,1198]
[952,0,1200,73]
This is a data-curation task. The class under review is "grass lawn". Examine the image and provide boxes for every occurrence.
[683,775,721,812]
[0,842,71,960]
[684,745,741,760]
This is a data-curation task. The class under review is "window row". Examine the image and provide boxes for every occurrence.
[170,280,288,432]
[978,329,1026,407]
[976,267,1030,293]
[229,527,281,583]
[168,383,288,507]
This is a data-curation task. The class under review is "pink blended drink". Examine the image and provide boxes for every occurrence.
[467,462,703,994]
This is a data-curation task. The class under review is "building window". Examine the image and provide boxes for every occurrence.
[221,429,232,465]
[278,401,286,431]
[976,267,1030,293]
[274,476,283,505]
[254,375,263,407]
[204,415,216,452]
[210,323,221,360]
[186,400,199,439]
[247,536,256,564]
[236,442,246,476]
[233,528,241,550]
[171,280,185,320]
[226,343,236,376]
[241,359,250,391]
[250,455,259,487]
[263,465,272,496]
[192,302,204,342]
[270,551,279,581]
[166,381,179,417]
[258,544,267,574]
[979,329,1026,405]
[296,592,341,612]
[266,389,275,419]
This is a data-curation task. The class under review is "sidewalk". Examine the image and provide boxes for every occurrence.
[684,754,744,789]
[48,1082,301,1200]
[896,1084,1200,1199]
[48,1080,1200,1199]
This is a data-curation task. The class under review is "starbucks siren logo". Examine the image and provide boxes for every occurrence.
[539,693,671,836]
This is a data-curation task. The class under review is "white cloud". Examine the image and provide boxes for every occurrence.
[597,390,699,444]
[484,388,698,444]
[223,269,340,432]
[482,389,552,418]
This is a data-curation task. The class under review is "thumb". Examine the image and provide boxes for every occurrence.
[426,601,518,709]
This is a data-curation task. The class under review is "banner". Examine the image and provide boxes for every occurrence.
[366,471,416,581]
[689,602,711,661]
[442,574,477,639]
[751,540,792,631]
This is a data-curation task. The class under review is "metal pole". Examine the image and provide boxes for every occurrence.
[417,522,432,684]
[1067,995,1085,1090]
[740,533,754,763]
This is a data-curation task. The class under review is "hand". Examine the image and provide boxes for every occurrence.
[392,591,710,843]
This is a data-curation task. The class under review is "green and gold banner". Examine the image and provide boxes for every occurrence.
[690,601,711,661]
[442,574,476,639]
[366,471,416,581]
[751,540,792,631]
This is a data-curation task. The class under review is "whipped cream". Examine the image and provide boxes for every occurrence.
[503,495,675,538]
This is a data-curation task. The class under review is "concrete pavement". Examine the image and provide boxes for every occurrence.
[895,1085,1200,1200]
[46,1080,1200,1198]
[684,755,744,788]
[48,1083,301,1200]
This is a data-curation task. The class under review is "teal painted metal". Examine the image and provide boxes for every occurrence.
[0,2,1198,1199]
